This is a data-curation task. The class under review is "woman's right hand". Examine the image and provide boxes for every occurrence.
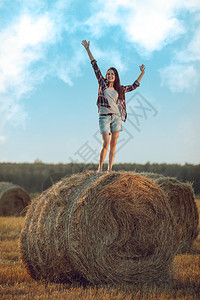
[81,40,90,50]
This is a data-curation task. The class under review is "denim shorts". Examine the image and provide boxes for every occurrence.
[99,114,122,134]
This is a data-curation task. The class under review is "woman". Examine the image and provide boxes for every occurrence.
[81,40,145,173]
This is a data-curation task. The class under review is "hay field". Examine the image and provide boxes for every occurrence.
[0,199,199,300]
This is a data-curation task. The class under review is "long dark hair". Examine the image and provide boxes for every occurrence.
[106,67,123,99]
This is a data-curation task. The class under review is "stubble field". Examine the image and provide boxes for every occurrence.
[0,199,199,300]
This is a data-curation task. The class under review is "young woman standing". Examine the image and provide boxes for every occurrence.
[81,40,145,172]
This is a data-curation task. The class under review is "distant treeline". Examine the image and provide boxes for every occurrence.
[0,162,200,194]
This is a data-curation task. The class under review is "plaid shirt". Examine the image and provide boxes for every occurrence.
[91,59,140,122]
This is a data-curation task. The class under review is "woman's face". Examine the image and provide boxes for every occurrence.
[106,69,115,83]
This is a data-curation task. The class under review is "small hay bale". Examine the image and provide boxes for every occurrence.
[0,182,30,216]
[20,171,178,286]
[139,172,199,253]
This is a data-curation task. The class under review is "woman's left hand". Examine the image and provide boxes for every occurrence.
[139,64,145,74]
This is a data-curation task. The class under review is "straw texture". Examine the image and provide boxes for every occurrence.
[0,182,30,216]
[20,171,178,285]
[140,172,199,253]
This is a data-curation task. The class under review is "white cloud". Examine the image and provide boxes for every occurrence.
[47,40,126,87]
[91,43,127,73]
[0,0,77,137]
[0,135,6,143]
[86,0,200,54]
[0,12,57,137]
[54,47,85,86]
[160,64,199,92]
[175,25,200,63]
[0,13,56,97]
[159,14,200,92]
[0,95,27,127]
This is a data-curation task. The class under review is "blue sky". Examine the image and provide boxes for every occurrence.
[0,0,200,165]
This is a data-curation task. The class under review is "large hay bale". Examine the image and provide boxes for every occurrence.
[20,171,178,286]
[140,172,199,253]
[0,182,30,216]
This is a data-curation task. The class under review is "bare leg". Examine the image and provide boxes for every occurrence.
[108,132,119,172]
[97,133,110,172]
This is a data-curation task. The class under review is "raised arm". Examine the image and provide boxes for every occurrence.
[137,64,145,83]
[81,40,107,89]
[81,40,95,62]
[123,64,145,93]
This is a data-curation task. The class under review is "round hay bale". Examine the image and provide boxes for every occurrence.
[0,182,30,216]
[20,171,178,286]
[139,172,199,253]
